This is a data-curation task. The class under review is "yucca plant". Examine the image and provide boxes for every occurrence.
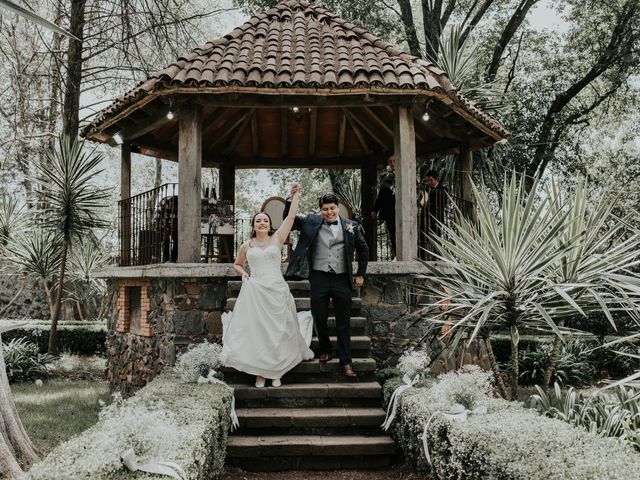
[6,229,63,319]
[34,136,110,354]
[66,238,111,320]
[415,173,640,399]
[0,194,27,249]
[426,23,505,114]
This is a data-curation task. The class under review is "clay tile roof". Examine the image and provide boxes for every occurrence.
[83,0,507,139]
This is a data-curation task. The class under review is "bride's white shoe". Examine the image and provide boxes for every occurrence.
[255,376,266,388]
[271,378,281,387]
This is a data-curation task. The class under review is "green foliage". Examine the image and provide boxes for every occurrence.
[531,383,640,450]
[392,370,640,479]
[1,322,107,356]
[514,343,594,386]
[6,229,63,280]
[415,173,640,396]
[2,337,56,383]
[66,238,111,319]
[24,370,233,480]
[174,340,223,383]
[0,194,26,249]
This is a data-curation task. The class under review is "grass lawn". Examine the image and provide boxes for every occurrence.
[12,378,110,456]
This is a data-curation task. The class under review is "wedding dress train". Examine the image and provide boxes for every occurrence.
[221,244,314,378]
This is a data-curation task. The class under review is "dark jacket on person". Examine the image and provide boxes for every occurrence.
[283,200,369,285]
[373,187,395,222]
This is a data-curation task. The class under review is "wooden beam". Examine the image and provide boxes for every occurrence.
[208,108,254,152]
[224,108,255,155]
[120,144,132,266]
[345,109,390,149]
[281,108,288,157]
[346,113,372,155]
[394,105,417,261]
[309,107,317,157]
[132,140,178,161]
[119,105,174,141]
[177,105,203,263]
[250,112,259,156]
[458,147,476,224]
[361,162,378,261]
[364,107,394,136]
[338,110,347,156]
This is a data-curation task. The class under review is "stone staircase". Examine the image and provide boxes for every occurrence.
[222,279,396,471]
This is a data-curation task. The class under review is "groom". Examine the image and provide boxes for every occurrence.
[283,185,369,378]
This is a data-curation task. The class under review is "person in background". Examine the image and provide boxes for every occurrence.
[419,170,447,259]
[371,155,396,259]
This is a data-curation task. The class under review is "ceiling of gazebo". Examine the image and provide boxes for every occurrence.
[82,0,508,166]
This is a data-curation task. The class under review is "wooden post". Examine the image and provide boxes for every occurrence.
[393,105,417,261]
[219,161,235,263]
[361,162,377,261]
[459,148,476,223]
[177,106,202,263]
[120,144,131,266]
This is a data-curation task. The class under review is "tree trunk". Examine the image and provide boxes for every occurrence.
[483,0,539,83]
[484,338,509,400]
[62,0,86,138]
[510,335,519,399]
[41,279,55,321]
[47,0,64,151]
[542,320,565,390]
[396,0,422,57]
[0,333,40,478]
[48,238,69,355]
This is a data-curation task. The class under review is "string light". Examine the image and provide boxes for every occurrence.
[166,110,174,120]
[292,106,300,113]
[422,109,430,122]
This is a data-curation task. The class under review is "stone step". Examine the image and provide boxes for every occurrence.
[234,407,386,435]
[224,297,362,313]
[226,453,393,471]
[231,382,382,408]
[310,336,370,356]
[228,280,311,295]
[227,435,396,462]
[222,358,377,384]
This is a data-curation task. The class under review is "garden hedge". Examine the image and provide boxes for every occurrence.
[384,374,640,480]
[0,320,106,355]
[25,369,233,479]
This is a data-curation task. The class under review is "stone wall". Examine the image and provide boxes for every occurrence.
[102,262,489,393]
[105,272,230,394]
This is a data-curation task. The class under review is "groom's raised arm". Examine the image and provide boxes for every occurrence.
[283,198,305,231]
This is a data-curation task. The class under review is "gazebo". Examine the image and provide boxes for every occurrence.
[84,0,507,266]
[86,0,507,392]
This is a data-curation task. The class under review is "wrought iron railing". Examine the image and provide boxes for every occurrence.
[375,188,474,261]
[118,185,475,266]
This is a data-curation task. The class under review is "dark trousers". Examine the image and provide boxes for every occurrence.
[385,217,396,258]
[309,270,352,366]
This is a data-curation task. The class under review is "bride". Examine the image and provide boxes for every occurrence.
[221,183,314,387]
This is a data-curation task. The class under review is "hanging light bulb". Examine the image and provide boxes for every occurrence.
[166,110,174,120]
[292,106,300,113]
[113,133,124,145]
[422,110,430,122]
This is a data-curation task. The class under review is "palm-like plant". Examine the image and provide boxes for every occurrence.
[0,195,26,249]
[5,229,63,319]
[416,173,640,399]
[66,238,111,320]
[426,23,505,114]
[34,136,110,354]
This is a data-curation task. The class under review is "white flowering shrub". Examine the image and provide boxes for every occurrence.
[384,367,640,480]
[25,369,233,479]
[429,364,494,410]
[174,340,223,383]
[396,348,431,379]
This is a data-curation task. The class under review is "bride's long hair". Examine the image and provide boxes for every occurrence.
[250,212,275,238]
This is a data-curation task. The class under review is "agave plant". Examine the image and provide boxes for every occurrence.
[426,23,505,114]
[415,173,640,399]
[34,136,110,354]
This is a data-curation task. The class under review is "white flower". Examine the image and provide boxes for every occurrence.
[174,340,223,383]
[397,347,431,379]
[345,223,355,235]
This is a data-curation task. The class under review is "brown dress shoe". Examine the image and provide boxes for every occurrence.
[342,364,357,378]
[318,353,332,362]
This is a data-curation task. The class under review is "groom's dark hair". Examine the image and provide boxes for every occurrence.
[319,193,339,208]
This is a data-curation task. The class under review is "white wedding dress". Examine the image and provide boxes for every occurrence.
[221,244,314,379]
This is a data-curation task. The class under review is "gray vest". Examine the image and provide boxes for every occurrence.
[312,222,347,274]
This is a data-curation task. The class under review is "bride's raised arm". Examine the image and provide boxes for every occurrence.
[273,183,299,245]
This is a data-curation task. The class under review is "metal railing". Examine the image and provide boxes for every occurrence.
[375,188,475,261]
[118,185,475,266]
